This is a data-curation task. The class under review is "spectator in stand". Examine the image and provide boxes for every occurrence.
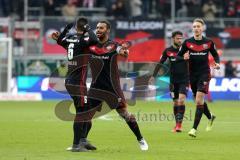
[141,0,150,17]
[236,0,240,17]
[185,0,202,17]
[96,0,109,7]
[225,60,238,78]
[110,0,128,18]
[0,0,13,17]
[62,0,78,17]
[44,0,57,16]
[156,0,171,18]
[82,0,96,8]
[130,0,142,18]
[202,0,217,21]
[224,0,237,17]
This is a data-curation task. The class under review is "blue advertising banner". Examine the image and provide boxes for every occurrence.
[17,76,240,101]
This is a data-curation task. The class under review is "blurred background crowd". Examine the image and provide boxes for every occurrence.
[0,0,240,20]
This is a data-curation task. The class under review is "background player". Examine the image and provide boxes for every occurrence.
[149,31,189,132]
[87,20,148,151]
[178,18,220,137]
[52,17,98,151]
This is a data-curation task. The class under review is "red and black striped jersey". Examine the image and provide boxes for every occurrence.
[89,39,123,97]
[159,46,189,83]
[178,36,220,76]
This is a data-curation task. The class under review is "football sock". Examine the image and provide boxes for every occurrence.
[73,116,84,145]
[173,105,178,123]
[203,102,212,119]
[193,105,204,130]
[178,105,186,124]
[124,114,143,141]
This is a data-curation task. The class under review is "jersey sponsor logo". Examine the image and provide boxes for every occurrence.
[91,55,109,60]
[190,52,207,56]
[66,39,79,43]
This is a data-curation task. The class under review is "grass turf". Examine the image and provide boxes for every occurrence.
[0,101,239,160]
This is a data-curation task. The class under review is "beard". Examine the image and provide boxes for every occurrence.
[97,32,107,40]
[174,42,181,48]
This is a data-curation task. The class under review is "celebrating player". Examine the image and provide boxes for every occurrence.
[178,18,220,137]
[149,31,189,132]
[52,17,98,151]
[87,20,148,151]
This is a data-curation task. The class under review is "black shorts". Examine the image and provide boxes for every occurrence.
[65,79,88,113]
[190,73,211,96]
[87,86,127,110]
[169,82,189,100]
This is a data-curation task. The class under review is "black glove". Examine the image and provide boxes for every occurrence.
[83,24,91,32]
[65,23,74,31]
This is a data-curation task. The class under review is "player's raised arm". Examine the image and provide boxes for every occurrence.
[83,24,99,46]
[209,40,220,69]
[57,23,74,48]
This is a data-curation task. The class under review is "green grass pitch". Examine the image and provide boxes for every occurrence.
[0,101,240,160]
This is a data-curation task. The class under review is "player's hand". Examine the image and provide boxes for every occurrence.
[148,76,155,85]
[51,31,60,41]
[83,24,91,32]
[65,23,74,30]
[213,63,220,70]
[118,48,129,57]
[183,51,190,60]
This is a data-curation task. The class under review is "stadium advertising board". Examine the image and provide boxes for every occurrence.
[17,76,240,101]
[114,19,165,62]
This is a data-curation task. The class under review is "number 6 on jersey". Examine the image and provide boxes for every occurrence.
[68,43,74,60]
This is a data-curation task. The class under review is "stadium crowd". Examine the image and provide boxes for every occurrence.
[0,0,240,20]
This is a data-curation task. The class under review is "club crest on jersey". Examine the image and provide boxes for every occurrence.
[106,44,115,51]
[167,52,177,57]
[190,45,194,49]
[203,44,209,49]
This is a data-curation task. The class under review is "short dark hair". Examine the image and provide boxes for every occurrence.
[193,18,205,25]
[171,31,183,38]
[98,20,111,30]
[76,17,88,31]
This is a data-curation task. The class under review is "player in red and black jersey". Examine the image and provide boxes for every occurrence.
[52,17,98,151]
[88,21,148,151]
[150,31,189,132]
[178,18,220,137]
